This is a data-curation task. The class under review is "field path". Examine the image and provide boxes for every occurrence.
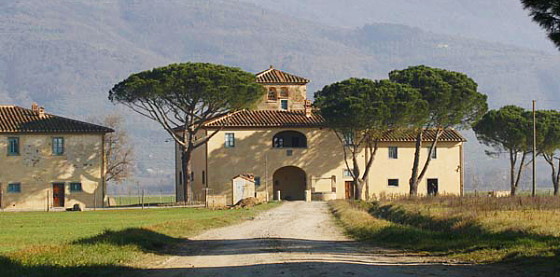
[141,201,519,276]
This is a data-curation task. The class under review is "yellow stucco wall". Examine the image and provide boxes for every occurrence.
[257,84,307,111]
[180,128,463,204]
[0,133,105,210]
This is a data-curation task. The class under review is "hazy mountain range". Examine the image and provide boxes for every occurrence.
[1,0,559,193]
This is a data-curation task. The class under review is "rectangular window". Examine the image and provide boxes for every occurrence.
[343,133,354,146]
[428,147,437,159]
[191,172,195,181]
[388,146,398,159]
[388,179,399,187]
[202,170,206,185]
[52,137,64,155]
[7,183,21,193]
[254,176,261,186]
[343,169,353,177]
[70,182,82,192]
[7,137,19,156]
[280,99,288,110]
[225,133,235,148]
[286,149,293,156]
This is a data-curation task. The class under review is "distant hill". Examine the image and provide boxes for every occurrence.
[242,0,559,53]
[1,0,559,193]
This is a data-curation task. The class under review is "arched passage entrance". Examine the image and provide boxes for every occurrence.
[273,166,306,200]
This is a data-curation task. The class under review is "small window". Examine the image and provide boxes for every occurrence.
[280,99,288,110]
[7,183,21,193]
[388,179,399,187]
[70,182,82,192]
[343,133,354,146]
[286,149,293,156]
[428,147,437,159]
[343,169,353,177]
[225,133,235,148]
[202,170,206,185]
[191,172,195,181]
[254,176,261,186]
[388,146,398,159]
[280,87,289,97]
[52,137,64,155]
[268,88,277,101]
[7,137,19,156]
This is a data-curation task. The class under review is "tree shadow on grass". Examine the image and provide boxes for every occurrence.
[73,227,184,254]
[0,256,132,277]
[354,203,560,275]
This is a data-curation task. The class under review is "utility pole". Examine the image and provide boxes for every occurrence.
[532,100,537,197]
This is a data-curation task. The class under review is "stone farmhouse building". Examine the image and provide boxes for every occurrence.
[0,104,113,210]
[176,67,466,204]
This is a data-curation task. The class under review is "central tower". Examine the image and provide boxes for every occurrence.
[255,66,310,111]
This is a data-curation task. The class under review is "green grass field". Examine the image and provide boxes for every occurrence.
[330,197,560,276]
[110,195,176,206]
[0,202,280,277]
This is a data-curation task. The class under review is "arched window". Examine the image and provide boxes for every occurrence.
[273,131,307,148]
[268,87,277,101]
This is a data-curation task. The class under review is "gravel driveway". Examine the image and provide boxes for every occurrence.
[142,201,520,277]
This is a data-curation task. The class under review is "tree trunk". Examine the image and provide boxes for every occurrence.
[545,155,558,196]
[181,146,193,203]
[416,129,442,187]
[509,150,516,196]
[409,131,423,196]
[552,157,560,195]
[352,149,361,200]
[355,178,365,200]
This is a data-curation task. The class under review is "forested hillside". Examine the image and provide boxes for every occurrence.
[1,0,558,192]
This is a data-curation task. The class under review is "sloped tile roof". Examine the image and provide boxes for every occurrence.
[205,110,324,127]
[203,109,466,142]
[379,129,466,142]
[256,67,309,84]
[0,105,114,133]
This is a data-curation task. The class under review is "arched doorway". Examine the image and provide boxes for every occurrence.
[273,166,306,200]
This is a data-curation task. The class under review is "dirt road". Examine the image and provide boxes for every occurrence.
[142,201,519,276]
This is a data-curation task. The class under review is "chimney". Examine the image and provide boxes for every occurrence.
[31,103,39,112]
[304,100,312,118]
[38,106,45,117]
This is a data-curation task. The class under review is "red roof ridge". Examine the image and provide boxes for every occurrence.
[255,67,309,84]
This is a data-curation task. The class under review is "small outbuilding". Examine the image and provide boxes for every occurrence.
[232,174,256,205]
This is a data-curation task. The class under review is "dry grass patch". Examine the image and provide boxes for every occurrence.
[329,197,560,276]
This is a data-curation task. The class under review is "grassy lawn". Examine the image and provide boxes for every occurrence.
[0,202,280,277]
[110,195,176,206]
[330,197,560,276]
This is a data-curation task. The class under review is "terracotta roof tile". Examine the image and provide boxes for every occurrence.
[0,105,113,133]
[256,67,309,84]
[205,110,324,128]
[379,129,466,142]
[204,110,466,142]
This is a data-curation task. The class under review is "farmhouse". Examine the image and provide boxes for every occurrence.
[176,67,466,204]
[0,104,113,210]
